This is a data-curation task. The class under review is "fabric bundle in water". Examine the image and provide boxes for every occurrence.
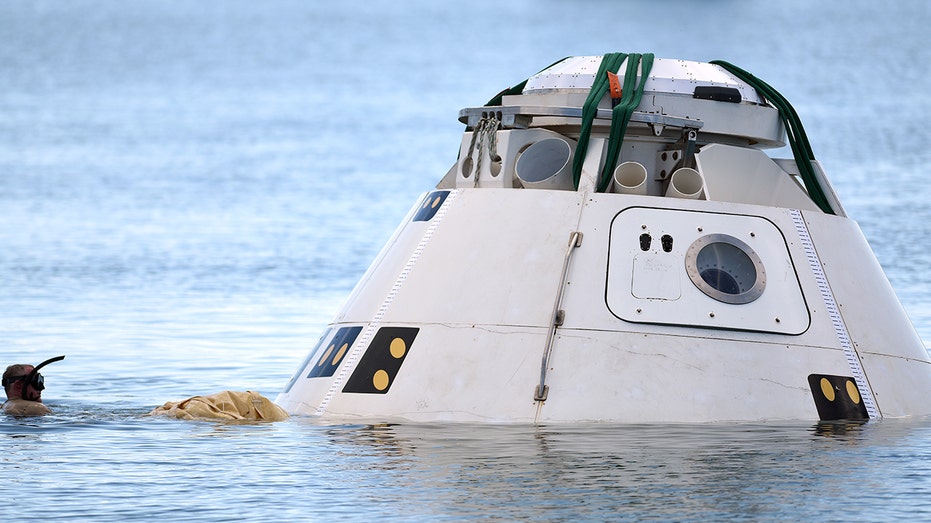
[150,390,289,422]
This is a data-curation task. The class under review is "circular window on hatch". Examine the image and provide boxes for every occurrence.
[685,234,765,304]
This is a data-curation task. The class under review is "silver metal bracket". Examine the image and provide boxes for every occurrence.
[554,310,565,326]
[533,231,583,404]
[684,129,698,168]
[459,105,704,132]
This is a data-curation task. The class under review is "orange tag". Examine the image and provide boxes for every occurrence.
[607,71,622,99]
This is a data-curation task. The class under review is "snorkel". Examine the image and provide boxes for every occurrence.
[20,355,65,401]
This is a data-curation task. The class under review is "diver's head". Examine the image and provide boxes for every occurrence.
[2,364,39,401]
[2,356,65,402]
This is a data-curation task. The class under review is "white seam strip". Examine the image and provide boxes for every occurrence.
[314,190,459,416]
[790,208,879,419]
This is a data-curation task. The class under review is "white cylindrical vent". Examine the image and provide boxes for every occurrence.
[515,138,574,190]
[665,168,705,199]
[612,161,649,195]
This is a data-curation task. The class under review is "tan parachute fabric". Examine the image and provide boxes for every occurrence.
[149,390,289,421]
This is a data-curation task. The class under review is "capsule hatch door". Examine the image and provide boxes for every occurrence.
[606,207,810,334]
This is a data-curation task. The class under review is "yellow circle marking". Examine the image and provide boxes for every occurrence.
[820,378,835,401]
[431,196,441,209]
[317,345,335,367]
[389,338,407,359]
[373,370,390,391]
[332,343,349,365]
[846,380,861,404]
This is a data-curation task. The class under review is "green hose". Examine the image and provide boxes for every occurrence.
[570,52,628,190]
[710,60,835,214]
[599,53,654,193]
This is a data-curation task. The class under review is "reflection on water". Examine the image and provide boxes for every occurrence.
[6,410,931,521]
[318,419,931,521]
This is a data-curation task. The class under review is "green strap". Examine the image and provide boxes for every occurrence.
[709,60,835,215]
[484,80,529,108]
[598,53,654,193]
[571,52,628,189]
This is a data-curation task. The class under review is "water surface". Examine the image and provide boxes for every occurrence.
[2,0,931,520]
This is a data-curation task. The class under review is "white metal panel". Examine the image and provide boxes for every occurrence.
[524,56,763,103]
[334,193,443,324]
[695,144,821,210]
[645,93,784,148]
[802,210,931,416]
[537,331,845,423]
[606,207,810,334]
[631,252,682,300]
[804,211,930,362]
[648,58,762,101]
[318,324,545,423]
[856,353,931,418]
[522,55,603,92]
[380,188,585,327]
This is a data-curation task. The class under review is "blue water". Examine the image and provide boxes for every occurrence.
[3,0,931,520]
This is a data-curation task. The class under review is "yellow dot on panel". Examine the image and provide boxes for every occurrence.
[389,338,407,359]
[318,345,335,367]
[846,380,861,404]
[422,198,430,209]
[431,196,440,209]
[373,370,390,391]
[820,378,835,401]
[333,343,349,364]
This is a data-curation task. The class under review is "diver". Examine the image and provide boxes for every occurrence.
[2,355,65,416]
